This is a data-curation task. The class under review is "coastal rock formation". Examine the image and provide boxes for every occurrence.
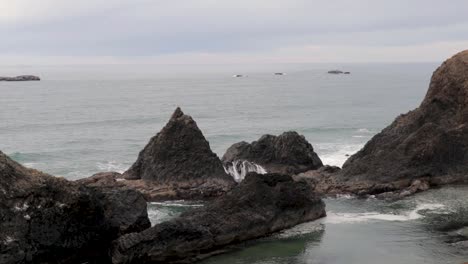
[222,131,323,175]
[334,50,468,195]
[0,75,40,81]
[111,173,326,264]
[0,151,150,263]
[97,107,237,201]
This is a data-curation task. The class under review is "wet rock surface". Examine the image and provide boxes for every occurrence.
[0,151,150,263]
[111,173,326,264]
[222,131,323,175]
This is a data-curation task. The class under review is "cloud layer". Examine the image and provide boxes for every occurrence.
[1,0,468,63]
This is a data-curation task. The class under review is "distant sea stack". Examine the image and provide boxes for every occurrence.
[0,75,40,81]
[326,49,468,197]
[222,131,323,177]
[327,70,350,74]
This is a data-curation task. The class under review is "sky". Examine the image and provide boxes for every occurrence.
[1,0,468,65]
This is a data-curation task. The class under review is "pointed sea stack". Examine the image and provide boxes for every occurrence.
[121,107,236,199]
[222,131,323,175]
[336,50,468,196]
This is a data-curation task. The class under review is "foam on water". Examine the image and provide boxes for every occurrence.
[223,160,267,182]
[324,203,445,224]
[96,161,128,173]
[318,143,363,167]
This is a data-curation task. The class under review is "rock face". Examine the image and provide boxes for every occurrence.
[120,107,236,200]
[222,131,323,175]
[111,173,326,264]
[0,75,40,81]
[337,50,468,193]
[0,151,150,263]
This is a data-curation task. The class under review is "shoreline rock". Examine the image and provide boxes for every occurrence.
[0,151,150,263]
[111,173,326,264]
[0,75,40,81]
[222,131,323,176]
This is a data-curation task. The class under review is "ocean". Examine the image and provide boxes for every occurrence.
[1,62,467,263]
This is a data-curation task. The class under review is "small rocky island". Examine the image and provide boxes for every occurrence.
[0,75,40,81]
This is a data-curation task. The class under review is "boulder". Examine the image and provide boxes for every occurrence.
[118,107,235,200]
[111,172,326,264]
[0,151,150,263]
[222,131,323,175]
[331,50,468,196]
[0,75,40,81]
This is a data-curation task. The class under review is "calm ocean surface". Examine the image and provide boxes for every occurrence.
[1,63,467,263]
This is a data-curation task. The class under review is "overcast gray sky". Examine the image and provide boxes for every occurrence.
[1,0,468,64]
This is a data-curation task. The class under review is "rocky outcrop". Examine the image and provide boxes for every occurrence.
[222,131,323,175]
[0,151,150,263]
[111,172,326,264]
[82,107,236,201]
[324,50,468,197]
[0,75,40,81]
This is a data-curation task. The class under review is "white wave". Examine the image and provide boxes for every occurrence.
[96,161,128,173]
[22,162,40,168]
[150,201,204,207]
[357,128,373,133]
[223,160,267,182]
[324,203,445,224]
[318,143,363,167]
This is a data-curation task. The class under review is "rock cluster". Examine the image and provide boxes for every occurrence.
[111,173,326,264]
[0,151,150,263]
[222,131,323,175]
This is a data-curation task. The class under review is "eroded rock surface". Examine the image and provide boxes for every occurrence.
[0,151,150,263]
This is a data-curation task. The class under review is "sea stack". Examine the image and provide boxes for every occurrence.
[120,107,236,199]
[111,173,326,264]
[0,151,150,263]
[336,50,468,194]
[222,131,323,176]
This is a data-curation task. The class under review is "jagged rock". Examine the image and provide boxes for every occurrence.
[116,107,236,200]
[0,151,150,263]
[0,75,40,81]
[111,173,326,264]
[297,50,468,198]
[336,50,468,193]
[222,131,323,175]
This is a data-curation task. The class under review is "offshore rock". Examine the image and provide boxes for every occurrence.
[222,131,323,175]
[0,75,40,81]
[111,173,326,264]
[113,107,236,200]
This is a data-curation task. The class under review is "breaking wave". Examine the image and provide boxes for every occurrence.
[223,160,267,182]
[324,203,445,224]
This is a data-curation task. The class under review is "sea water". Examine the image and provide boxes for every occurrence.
[1,62,466,263]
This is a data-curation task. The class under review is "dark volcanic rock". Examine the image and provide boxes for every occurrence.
[111,173,325,264]
[336,50,468,194]
[0,75,40,81]
[0,151,150,263]
[222,131,323,175]
[121,107,235,200]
